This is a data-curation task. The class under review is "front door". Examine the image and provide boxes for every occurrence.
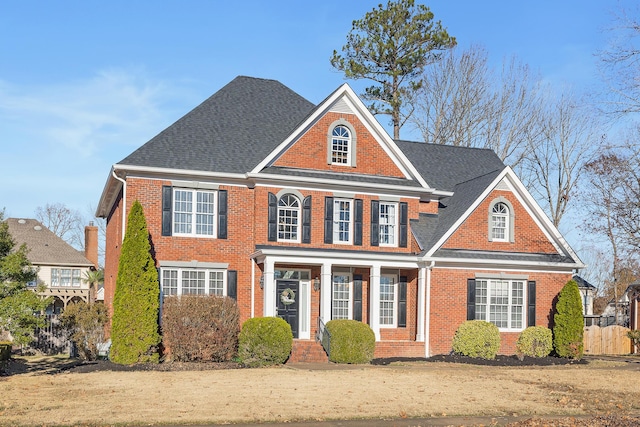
[276,280,299,338]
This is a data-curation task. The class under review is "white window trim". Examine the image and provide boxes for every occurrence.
[172,188,218,238]
[379,273,398,328]
[160,267,227,298]
[379,202,398,247]
[475,278,526,332]
[277,194,301,243]
[331,272,353,320]
[333,198,353,245]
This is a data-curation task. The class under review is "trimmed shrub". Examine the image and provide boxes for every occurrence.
[161,295,240,362]
[516,326,552,359]
[238,317,292,367]
[0,341,11,361]
[60,301,108,361]
[110,201,161,365]
[325,320,375,364]
[553,280,584,359]
[452,320,500,360]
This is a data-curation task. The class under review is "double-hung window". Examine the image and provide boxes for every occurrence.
[491,202,509,242]
[161,267,226,298]
[332,273,352,320]
[475,279,524,330]
[379,274,398,327]
[173,188,216,237]
[379,202,397,246]
[333,199,353,244]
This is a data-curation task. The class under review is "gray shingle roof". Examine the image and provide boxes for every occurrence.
[433,248,576,264]
[261,166,423,188]
[395,140,505,192]
[118,76,315,173]
[5,218,93,267]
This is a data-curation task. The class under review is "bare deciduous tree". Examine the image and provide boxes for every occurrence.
[35,202,84,249]
[521,92,602,227]
[408,46,543,169]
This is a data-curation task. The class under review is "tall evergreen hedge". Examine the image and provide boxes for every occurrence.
[553,280,584,359]
[110,201,160,364]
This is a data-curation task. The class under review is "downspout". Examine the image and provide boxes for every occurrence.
[111,170,127,243]
[251,260,255,318]
[425,261,435,358]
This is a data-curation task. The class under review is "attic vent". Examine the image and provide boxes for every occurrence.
[18,219,26,224]
[34,226,42,231]
[329,98,353,114]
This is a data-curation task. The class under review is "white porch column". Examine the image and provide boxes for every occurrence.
[424,262,434,358]
[263,257,276,317]
[370,263,381,341]
[320,262,332,322]
[416,266,426,342]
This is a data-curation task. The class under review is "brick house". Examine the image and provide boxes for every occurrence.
[96,76,583,360]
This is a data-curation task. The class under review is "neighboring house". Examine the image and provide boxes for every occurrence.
[600,294,630,327]
[573,275,597,326]
[96,76,584,359]
[6,218,99,313]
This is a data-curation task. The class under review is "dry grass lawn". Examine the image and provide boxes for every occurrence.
[1,356,639,426]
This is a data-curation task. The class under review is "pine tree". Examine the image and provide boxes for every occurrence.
[0,211,50,345]
[553,280,584,359]
[110,201,160,364]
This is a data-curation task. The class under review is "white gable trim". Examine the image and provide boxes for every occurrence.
[251,83,432,189]
[423,167,584,268]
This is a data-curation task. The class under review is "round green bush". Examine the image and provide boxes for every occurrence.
[238,317,292,367]
[516,326,552,358]
[452,320,500,360]
[325,319,375,364]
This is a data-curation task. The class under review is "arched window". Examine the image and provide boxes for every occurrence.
[278,194,300,242]
[331,125,351,165]
[491,202,509,242]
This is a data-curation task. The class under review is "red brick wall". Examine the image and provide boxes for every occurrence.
[274,112,405,178]
[428,268,572,355]
[443,189,557,253]
[103,191,124,331]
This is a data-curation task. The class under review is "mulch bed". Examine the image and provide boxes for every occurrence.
[372,354,589,366]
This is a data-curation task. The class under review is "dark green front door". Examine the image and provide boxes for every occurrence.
[276,280,299,338]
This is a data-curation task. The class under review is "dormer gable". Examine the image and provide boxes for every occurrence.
[252,84,429,188]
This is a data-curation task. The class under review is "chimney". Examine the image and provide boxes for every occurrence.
[85,222,99,269]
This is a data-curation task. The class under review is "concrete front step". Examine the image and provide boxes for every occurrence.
[288,339,329,363]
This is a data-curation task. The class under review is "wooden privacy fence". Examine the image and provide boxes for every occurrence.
[583,325,632,355]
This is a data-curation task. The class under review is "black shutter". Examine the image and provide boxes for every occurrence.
[399,202,408,248]
[527,280,536,327]
[354,199,363,246]
[161,186,172,236]
[467,278,476,320]
[302,196,312,244]
[324,196,333,244]
[370,200,380,246]
[218,190,227,239]
[227,270,237,300]
[268,193,277,242]
[398,276,407,328]
[353,274,363,321]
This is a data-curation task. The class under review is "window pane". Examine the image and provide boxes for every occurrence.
[332,275,350,319]
[162,270,178,296]
[331,125,350,164]
[477,279,527,329]
[72,269,81,287]
[182,270,205,295]
[60,269,72,287]
[379,203,396,245]
[209,271,224,296]
[195,191,215,236]
[174,190,193,234]
[475,280,487,321]
[333,200,351,242]
[380,276,396,325]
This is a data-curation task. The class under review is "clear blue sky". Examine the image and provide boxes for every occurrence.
[0,0,632,227]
